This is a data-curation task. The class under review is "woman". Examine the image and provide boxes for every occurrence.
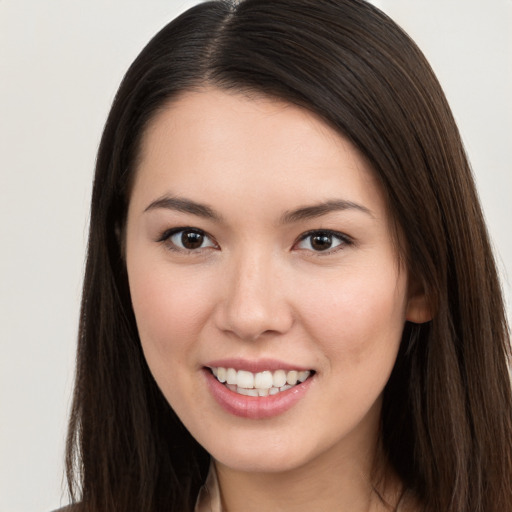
[64,0,512,511]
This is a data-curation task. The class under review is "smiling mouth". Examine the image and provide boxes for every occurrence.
[207,367,314,397]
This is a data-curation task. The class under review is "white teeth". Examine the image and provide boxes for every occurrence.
[209,366,312,396]
[237,387,259,396]
[298,370,310,382]
[254,370,273,389]
[226,368,237,385]
[237,370,254,389]
[273,369,287,388]
[216,367,226,383]
[286,370,298,385]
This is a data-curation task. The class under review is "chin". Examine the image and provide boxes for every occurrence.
[203,432,322,474]
[215,451,309,474]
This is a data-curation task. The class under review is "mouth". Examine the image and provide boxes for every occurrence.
[207,366,314,397]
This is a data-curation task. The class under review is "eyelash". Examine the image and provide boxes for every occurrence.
[294,229,353,255]
[157,227,353,255]
[157,227,218,253]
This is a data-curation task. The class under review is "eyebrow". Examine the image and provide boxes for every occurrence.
[280,199,374,224]
[144,196,223,221]
[144,195,373,223]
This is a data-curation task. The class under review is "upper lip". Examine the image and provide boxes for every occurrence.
[204,358,313,373]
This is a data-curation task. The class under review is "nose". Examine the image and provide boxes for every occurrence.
[214,251,294,342]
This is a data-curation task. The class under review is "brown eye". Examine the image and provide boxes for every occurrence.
[166,228,217,251]
[181,230,204,249]
[295,230,351,253]
[310,234,333,251]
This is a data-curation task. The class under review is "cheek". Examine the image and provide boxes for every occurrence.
[128,262,214,360]
[298,265,407,370]
[127,261,220,412]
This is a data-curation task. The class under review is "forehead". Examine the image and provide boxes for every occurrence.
[131,87,386,221]
[139,88,354,166]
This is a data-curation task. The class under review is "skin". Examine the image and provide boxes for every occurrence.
[125,88,428,511]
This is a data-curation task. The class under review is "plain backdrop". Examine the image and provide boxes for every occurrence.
[1,1,510,511]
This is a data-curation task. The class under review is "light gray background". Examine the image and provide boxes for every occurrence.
[1,1,510,511]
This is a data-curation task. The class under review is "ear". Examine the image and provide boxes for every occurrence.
[406,278,432,324]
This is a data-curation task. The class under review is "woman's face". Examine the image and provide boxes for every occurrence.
[125,88,426,474]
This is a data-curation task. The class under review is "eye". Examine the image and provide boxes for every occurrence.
[159,228,218,252]
[295,230,351,253]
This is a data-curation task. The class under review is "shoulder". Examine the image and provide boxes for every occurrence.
[50,506,80,512]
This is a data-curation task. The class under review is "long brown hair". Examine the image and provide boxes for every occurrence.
[66,1,512,510]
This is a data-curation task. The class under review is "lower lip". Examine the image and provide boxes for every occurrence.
[203,368,314,419]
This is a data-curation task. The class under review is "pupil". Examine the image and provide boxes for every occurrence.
[182,231,203,249]
[311,234,332,251]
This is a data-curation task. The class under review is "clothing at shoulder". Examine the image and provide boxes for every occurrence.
[51,505,79,512]
[195,460,222,512]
